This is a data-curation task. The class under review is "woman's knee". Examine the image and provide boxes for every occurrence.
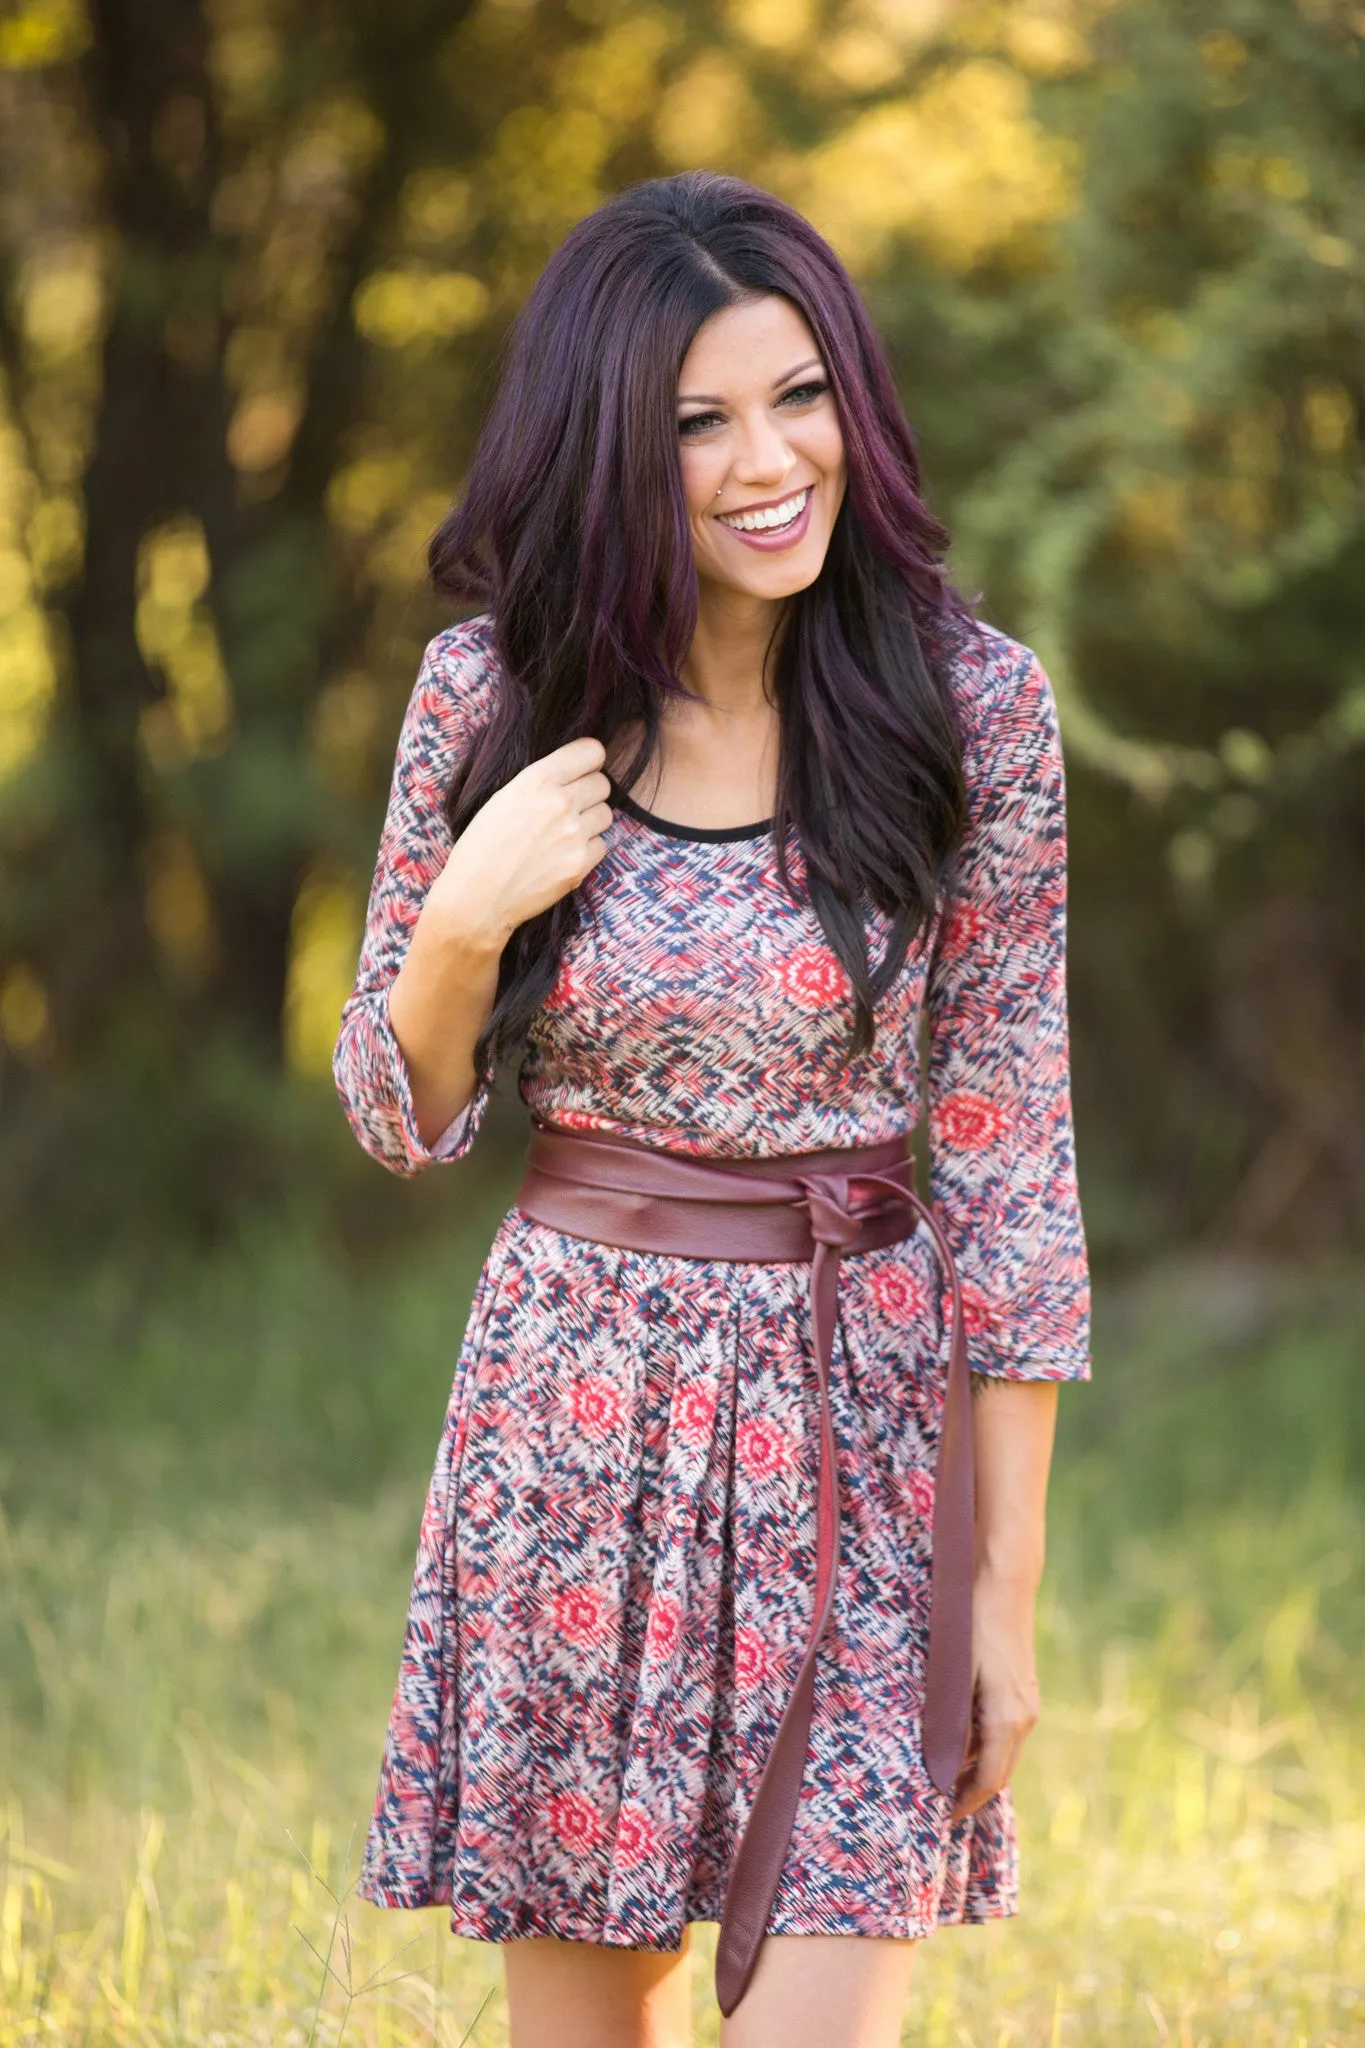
[719,1931,916,2048]
[503,1926,694,2048]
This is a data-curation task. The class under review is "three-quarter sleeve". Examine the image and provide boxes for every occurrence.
[332,621,498,1178]
[924,635,1092,1381]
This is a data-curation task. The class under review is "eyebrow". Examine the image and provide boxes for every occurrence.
[677,357,825,407]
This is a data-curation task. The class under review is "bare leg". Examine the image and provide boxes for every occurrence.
[719,1933,917,2048]
[503,1924,694,2048]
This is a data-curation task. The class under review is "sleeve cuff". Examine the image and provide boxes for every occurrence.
[967,1355,1093,1384]
[383,989,489,1169]
[941,1271,1091,1383]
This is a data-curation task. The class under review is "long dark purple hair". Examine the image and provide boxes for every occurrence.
[432,171,975,1078]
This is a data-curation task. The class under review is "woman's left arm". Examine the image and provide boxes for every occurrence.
[951,1377,1058,1820]
[924,632,1092,1819]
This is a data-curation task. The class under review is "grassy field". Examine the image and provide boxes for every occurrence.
[2,1207,1362,2046]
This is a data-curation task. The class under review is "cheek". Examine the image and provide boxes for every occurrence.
[679,444,723,518]
[810,416,847,490]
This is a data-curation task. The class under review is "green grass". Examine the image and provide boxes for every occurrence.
[1,1214,1362,2045]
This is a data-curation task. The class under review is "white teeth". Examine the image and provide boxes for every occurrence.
[718,488,809,534]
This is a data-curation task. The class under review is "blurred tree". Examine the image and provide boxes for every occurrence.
[866,0,1365,1253]
[0,0,1360,1255]
[0,0,492,1230]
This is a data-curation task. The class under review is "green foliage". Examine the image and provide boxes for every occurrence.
[867,0,1365,1255]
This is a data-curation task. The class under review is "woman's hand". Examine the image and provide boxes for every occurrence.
[425,736,614,952]
[389,737,613,1148]
[949,1568,1041,1821]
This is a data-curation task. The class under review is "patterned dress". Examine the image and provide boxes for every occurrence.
[333,613,1090,1953]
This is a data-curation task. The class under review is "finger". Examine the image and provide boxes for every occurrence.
[976,1724,1018,1794]
[542,737,607,779]
[949,1775,982,1824]
[581,833,611,873]
[567,772,613,811]
[951,1763,1008,1823]
[579,801,615,838]
[950,1727,1016,1822]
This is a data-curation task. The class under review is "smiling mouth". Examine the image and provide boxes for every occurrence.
[716,486,812,535]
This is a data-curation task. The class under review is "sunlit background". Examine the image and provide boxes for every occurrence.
[1,1,1361,2042]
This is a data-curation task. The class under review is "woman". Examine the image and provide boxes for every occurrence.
[333,172,1090,2048]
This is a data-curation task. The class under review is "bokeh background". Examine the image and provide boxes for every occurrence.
[1,1,1361,2042]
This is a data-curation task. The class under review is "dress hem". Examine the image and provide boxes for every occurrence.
[354,1880,1019,1950]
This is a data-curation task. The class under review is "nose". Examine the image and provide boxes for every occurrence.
[732,403,797,490]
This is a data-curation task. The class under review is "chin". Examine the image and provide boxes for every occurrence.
[732,536,839,598]
[745,546,832,599]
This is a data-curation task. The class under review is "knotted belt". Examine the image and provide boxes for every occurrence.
[515,1120,973,2017]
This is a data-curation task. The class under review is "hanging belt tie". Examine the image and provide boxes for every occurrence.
[515,1120,974,2018]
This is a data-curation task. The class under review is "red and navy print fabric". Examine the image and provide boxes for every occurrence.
[333,613,1091,1950]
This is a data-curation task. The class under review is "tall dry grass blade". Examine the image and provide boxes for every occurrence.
[455,1983,496,2047]
[303,1822,356,2047]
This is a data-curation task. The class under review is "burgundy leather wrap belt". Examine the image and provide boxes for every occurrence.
[515,1120,974,2017]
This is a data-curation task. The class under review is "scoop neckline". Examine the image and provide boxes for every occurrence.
[610,785,774,843]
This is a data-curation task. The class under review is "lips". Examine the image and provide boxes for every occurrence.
[715,485,814,553]
[717,485,811,534]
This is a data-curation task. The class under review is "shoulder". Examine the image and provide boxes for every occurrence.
[402,613,501,757]
[415,613,500,721]
[943,619,1060,770]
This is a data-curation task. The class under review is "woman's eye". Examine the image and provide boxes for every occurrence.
[678,411,724,439]
[779,380,829,408]
[678,384,827,437]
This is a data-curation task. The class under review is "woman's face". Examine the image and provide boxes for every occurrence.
[677,294,847,605]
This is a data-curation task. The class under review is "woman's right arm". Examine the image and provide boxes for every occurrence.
[332,629,612,1176]
[389,732,612,1147]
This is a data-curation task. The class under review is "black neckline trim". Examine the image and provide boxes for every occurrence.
[610,786,774,843]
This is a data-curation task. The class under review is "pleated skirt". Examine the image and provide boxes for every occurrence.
[356,1208,1017,1948]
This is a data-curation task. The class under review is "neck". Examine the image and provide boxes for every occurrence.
[681,581,785,711]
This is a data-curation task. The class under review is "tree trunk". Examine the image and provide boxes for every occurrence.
[192,0,479,1065]
[57,0,232,1057]
[57,0,476,1073]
